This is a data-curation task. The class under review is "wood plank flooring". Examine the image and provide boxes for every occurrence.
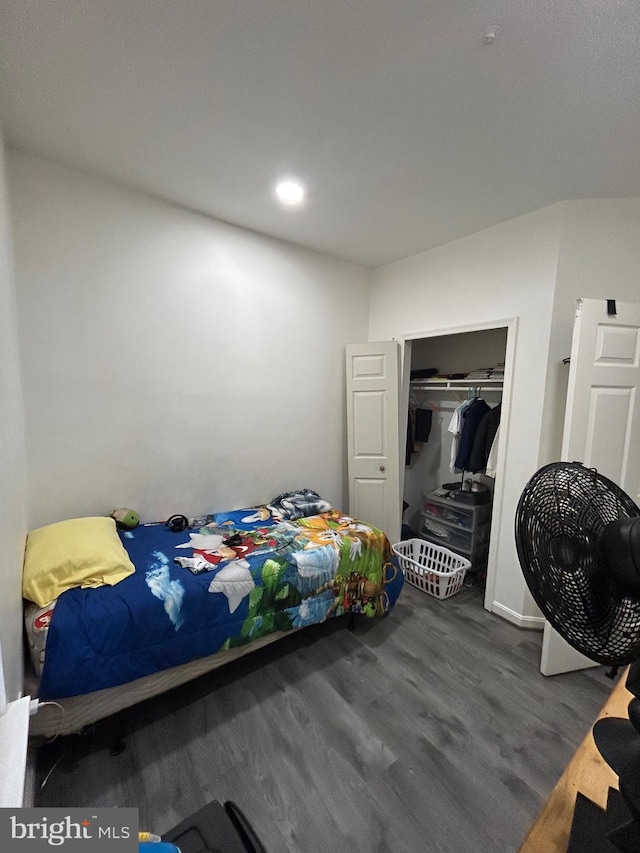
[34,584,616,852]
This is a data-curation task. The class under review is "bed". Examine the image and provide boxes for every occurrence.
[24,498,403,738]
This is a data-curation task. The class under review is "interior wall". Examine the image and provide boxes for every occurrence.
[7,150,371,529]
[0,132,28,701]
[539,198,640,467]
[410,328,508,376]
[370,204,564,623]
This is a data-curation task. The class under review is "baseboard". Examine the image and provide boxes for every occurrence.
[491,601,545,630]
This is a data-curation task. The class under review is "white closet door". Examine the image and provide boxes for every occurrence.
[541,297,640,675]
[346,341,401,542]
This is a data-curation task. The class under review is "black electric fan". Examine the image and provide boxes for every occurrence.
[515,461,640,852]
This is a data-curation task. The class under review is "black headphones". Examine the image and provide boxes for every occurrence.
[166,514,189,533]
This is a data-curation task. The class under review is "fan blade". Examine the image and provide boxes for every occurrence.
[515,462,640,666]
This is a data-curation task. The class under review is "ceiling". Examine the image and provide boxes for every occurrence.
[1,1,639,268]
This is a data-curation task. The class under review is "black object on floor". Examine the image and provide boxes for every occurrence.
[400,523,413,540]
[164,800,267,853]
[567,789,633,853]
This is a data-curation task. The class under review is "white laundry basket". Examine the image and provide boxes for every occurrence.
[392,538,471,599]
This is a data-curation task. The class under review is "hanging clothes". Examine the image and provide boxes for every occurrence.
[405,404,433,465]
[447,398,475,473]
[485,425,500,478]
[405,405,416,465]
[467,403,502,474]
[454,398,490,472]
[415,407,433,444]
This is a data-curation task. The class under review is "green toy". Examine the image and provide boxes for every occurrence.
[110,508,140,529]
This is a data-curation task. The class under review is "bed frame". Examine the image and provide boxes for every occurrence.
[26,627,302,739]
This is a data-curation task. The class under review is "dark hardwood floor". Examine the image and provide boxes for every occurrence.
[34,583,615,852]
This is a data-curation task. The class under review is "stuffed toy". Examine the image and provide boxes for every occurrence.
[110,508,140,529]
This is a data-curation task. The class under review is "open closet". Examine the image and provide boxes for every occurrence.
[402,326,508,589]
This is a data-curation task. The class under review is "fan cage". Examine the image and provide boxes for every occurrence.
[515,462,640,666]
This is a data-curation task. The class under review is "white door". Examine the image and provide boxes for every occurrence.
[346,341,401,543]
[541,298,640,675]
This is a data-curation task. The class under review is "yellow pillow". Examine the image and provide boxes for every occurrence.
[23,516,136,607]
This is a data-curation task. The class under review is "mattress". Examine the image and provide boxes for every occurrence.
[25,505,403,736]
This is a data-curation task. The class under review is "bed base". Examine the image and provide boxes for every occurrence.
[27,611,363,741]
[26,627,299,740]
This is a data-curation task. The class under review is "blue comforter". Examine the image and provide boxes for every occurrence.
[38,507,403,699]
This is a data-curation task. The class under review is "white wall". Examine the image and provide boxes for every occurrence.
[0,134,28,702]
[410,328,508,377]
[370,204,564,623]
[540,199,640,465]
[7,151,370,529]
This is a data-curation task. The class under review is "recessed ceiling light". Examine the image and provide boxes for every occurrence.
[274,179,306,207]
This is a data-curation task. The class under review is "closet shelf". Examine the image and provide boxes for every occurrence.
[410,379,503,391]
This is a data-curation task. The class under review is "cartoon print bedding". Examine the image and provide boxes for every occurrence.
[26,507,403,700]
